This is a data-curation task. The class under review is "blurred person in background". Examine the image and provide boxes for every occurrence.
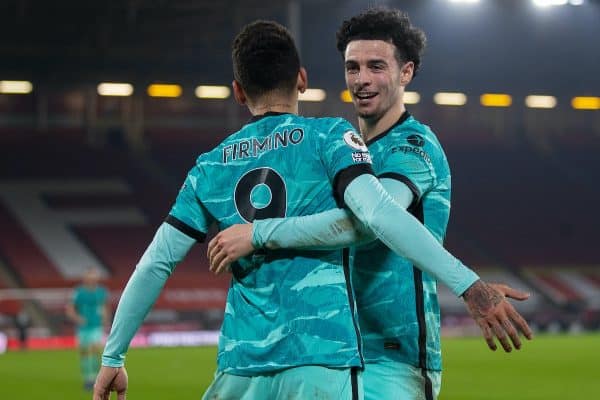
[14,307,30,350]
[208,8,533,400]
[66,267,108,391]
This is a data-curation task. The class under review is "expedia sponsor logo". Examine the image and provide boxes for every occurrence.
[351,152,372,163]
[406,134,425,147]
[343,130,368,152]
[391,145,431,164]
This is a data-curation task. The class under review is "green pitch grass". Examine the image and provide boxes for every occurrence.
[0,334,598,399]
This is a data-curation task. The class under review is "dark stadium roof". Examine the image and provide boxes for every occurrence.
[1,0,599,95]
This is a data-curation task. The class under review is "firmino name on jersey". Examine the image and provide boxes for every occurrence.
[222,128,304,163]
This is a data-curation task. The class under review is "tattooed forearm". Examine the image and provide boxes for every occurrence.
[462,280,504,319]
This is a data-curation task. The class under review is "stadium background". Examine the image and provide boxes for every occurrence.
[0,0,598,398]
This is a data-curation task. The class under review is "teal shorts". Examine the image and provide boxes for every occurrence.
[77,326,103,348]
[202,366,363,400]
[363,361,441,400]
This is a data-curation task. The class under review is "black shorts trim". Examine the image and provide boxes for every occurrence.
[378,172,421,209]
[165,215,207,242]
[351,367,359,400]
[333,164,375,208]
[421,368,434,400]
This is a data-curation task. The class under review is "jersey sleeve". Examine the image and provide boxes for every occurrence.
[102,223,196,367]
[343,174,479,296]
[378,131,440,208]
[252,207,374,251]
[166,166,213,242]
[316,118,375,207]
[251,178,413,251]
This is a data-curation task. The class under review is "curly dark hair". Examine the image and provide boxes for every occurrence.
[232,20,300,98]
[336,8,426,76]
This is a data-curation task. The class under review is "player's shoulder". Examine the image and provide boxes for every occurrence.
[186,133,242,179]
[378,114,448,170]
[387,115,444,152]
[300,117,360,151]
[298,115,356,133]
[390,114,435,140]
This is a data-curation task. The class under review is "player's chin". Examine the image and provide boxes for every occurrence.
[356,108,377,119]
[354,101,378,117]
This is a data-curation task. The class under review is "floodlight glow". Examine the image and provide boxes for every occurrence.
[147,84,182,98]
[404,91,421,105]
[97,83,134,97]
[569,0,584,4]
[195,85,231,99]
[299,88,326,102]
[434,92,467,106]
[340,90,353,103]
[448,0,480,3]
[571,97,600,110]
[525,95,557,109]
[532,0,568,7]
[480,93,512,107]
[0,80,33,94]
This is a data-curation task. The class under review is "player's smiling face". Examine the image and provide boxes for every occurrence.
[344,40,406,121]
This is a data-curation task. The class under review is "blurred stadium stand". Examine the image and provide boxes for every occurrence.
[0,0,598,343]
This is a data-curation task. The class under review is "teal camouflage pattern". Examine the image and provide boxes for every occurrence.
[169,113,373,375]
[352,113,450,371]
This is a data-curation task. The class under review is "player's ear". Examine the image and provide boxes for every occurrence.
[297,67,307,94]
[232,80,247,105]
[400,61,414,86]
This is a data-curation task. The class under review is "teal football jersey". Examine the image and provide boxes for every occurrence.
[352,112,450,371]
[167,112,374,376]
[72,285,107,329]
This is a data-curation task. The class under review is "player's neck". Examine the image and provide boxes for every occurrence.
[359,104,406,142]
[250,103,298,116]
[248,93,299,116]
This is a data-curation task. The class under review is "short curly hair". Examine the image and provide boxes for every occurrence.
[336,8,426,76]
[232,20,300,98]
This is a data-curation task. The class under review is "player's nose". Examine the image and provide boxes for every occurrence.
[356,69,375,87]
[353,71,370,89]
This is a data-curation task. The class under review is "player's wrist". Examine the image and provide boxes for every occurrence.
[451,263,481,297]
[461,279,484,299]
[102,355,125,368]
